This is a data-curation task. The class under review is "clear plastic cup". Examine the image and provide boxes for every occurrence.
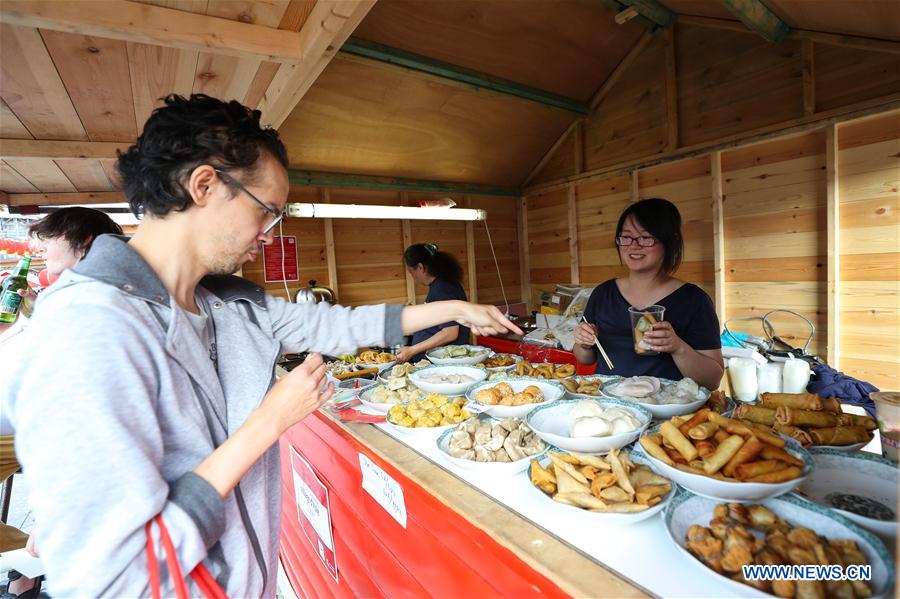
[728,357,759,403]
[628,305,665,356]
[871,392,900,462]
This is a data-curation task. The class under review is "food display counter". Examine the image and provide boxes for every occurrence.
[277,351,896,599]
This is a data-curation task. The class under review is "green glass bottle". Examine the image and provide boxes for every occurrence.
[0,255,32,323]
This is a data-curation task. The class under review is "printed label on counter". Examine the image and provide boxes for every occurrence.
[359,453,407,528]
[290,447,338,581]
[464,401,490,414]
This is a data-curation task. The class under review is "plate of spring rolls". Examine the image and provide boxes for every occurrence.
[797,448,898,539]
[666,493,895,598]
[732,393,877,450]
[637,409,813,501]
[527,449,675,524]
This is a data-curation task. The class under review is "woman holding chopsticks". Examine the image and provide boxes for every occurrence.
[572,198,724,390]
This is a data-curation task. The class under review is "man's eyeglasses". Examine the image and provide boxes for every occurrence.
[214,168,284,234]
[616,235,658,247]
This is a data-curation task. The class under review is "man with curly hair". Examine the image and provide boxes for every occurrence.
[6,94,520,597]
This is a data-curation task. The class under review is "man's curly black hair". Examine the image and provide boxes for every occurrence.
[117,94,289,217]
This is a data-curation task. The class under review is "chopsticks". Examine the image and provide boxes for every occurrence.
[582,315,615,371]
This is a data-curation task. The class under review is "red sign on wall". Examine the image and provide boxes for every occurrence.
[263,236,299,283]
[290,447,338,582]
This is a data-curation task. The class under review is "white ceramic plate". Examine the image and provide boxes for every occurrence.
[510,362,578,380]
[665,491,896,598]
[466,377,565,419]
[383,419,458,436]
[522,451,675,524]
[798,448,898,538]
[813,440,871,452]
[426,345,491,365]
[636,432,813,502]
[526,398,651,454]
[435,420,548,475]
[563,375,622,400]
[330,377,378,405]
[603,376,712,419]
[407,364,487,395]
[358,384,422,414]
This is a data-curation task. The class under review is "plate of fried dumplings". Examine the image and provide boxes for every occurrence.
[466,378,565,419]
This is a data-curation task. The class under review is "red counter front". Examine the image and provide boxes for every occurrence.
[475,336,597,375]
[278,412,576,598]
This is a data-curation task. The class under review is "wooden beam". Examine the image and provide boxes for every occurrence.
[567,186,580,284]
[589,31,654,112]
[0,0,305,63]
[663,27,678,151]
[678,15,900,54]
[321,188,339,302]
[619,0,676,28]
[719,0,789,44]
[825,124,839,367]
[573,121,585,174]
[340,38,587,115]
[0,139,127,160]
[517,197,531,308]
[256,0,376,129]
[288,169,518,197]
[802,39,815,116]
[399,192,416,306]
[464,197,478,304]
[521,119,583,188]
[710,152,726,321]
[7,191,125,207]
[524,95,900,195]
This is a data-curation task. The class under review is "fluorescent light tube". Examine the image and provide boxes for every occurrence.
[286,203,486,221]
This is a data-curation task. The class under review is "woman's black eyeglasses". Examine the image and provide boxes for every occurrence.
[616,236,658,247]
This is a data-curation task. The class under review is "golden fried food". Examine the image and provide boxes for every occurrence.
[357,350,396,364]
[515,362,577,380]
[483,354,518,368]
[473,382,545,406]
[685,503,872,598]
[387,394,469,428]
[531,450,672,514]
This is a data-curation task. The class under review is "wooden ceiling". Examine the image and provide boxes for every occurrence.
[1,0,898,200]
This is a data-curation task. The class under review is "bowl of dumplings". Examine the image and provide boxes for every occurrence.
[602,376,710,419]
[436,416,548,475]
[526,398,652,454]
[385,394,471,434]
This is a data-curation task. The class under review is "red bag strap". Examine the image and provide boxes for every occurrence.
[147,515,229,599]
[145,522,161,599]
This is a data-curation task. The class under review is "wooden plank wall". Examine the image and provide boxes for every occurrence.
[837,112,900,391]
[241,187,521,310]
[722,131,828,359]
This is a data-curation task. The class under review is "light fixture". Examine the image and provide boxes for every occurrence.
[286,203,486,221]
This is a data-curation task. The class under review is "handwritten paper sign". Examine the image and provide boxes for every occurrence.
[359,453,407,528]
[290,447,338,581]
[463,400,489,414]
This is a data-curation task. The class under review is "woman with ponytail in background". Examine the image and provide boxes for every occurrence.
[397,243,469,362]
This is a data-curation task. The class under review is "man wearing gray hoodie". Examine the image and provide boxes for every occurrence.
[5,94,520,597]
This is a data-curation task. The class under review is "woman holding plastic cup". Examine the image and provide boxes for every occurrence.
[573,198,724,390]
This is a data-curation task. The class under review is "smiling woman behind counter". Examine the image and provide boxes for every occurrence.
[572,198,724,390]
[396,243,469,362]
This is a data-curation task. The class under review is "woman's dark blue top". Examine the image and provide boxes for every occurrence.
[411,278,469,361]
[583,280,721,379]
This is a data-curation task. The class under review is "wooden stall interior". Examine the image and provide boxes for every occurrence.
[0,0,898,389]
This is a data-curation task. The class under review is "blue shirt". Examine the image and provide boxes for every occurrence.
[583,280,721,379]
[411,278,468,361]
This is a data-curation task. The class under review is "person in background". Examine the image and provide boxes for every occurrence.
[396,243,469,362]
[0,208,123,337]
[0,207,122,599]
[572,198,723,390]
[6,94,520,598]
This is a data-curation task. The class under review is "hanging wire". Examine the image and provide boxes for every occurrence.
[482,217,510,316]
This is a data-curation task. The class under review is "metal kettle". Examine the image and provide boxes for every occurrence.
[295,279,335,304]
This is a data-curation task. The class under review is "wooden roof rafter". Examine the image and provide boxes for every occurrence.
[719,0,789,44]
